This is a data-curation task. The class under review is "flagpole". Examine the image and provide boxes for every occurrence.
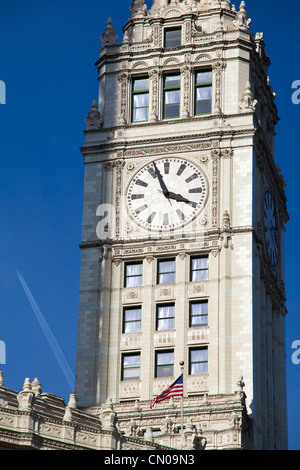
[180,361,184,437]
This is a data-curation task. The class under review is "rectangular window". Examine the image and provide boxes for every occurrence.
[190,256,208,282]
[163,75,180,119]
[123,307,142,333]
[158,259,175,284]
[122,353,141,381]
[195,70,212,116]
[190,301,208,327]
[165,28,181,48]
[155,350,174,378]
[189,348,208,375]
[132,77,149,122]
[156,304,175,331]
[125,262,143,288]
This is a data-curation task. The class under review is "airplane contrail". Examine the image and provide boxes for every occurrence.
[16,269,75,391]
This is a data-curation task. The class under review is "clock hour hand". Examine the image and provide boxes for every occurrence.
[152,162,170,198]
[167,191,195,205]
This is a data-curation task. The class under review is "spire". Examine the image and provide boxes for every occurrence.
[85,100,103,130]
[100,17,118,47]
[233,1,251,31]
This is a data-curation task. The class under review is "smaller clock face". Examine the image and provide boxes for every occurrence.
[127,157,207,231]
[264,190,279,267]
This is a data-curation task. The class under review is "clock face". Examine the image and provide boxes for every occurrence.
[264,190,279,267]
[127,157,207,231]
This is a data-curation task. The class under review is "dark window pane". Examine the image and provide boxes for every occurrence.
[196,100,212,115]
[164,103,180,119]
[165,29,181,48]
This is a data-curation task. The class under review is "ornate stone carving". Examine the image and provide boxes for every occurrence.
[182,64,191,118]
[233,1,251,31]
[130,0,147,18]
[221,210,233,249]
[118,72,129,125]
[149,69,160,121]
[211,150,219,227]
[100,18,118,47]
[239,82,257,113]
[101,398,117,431]
[17,378,35,411]
[124,141,212,158]
[212,61,225,114]
[85,100,103,130]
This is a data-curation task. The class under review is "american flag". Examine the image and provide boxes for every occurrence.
[150,374,183,409]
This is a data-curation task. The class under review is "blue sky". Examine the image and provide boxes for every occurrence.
[0,0,299,450]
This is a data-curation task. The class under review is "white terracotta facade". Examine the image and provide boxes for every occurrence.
[75,0,289,450]
[0,0,288,451]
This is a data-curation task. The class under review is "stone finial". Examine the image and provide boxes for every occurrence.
[233,1,251,31]
[128,419,138,437]
[63,392,78,423]
[130,0,147,18]
[100,17,118,47]
[31,378,42,396]
[239,82,257,113]
[63,407,73,422]
[133,399,141,411]
[237,376,245,391]
[221,0,231,9]
[85,100,103,130]
[235,376,246,404]
[17,378,35,411]
[145,427,154,442]
[222,210,231,228]
[68,391,78,409]
[101,398,117,432]
[0,371,4,387]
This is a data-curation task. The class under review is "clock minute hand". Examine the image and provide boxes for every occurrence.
[152,162,170,198]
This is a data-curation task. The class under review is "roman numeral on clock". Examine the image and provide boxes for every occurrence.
[177,164,186,176]
[135,205,148,214]
[147,212,156,224]
[176,209,185,221]
[135,179,148,187]
[163,213,169,226]
[189,187,202,194]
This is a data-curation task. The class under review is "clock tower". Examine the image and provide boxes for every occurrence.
[75,0,289,450]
